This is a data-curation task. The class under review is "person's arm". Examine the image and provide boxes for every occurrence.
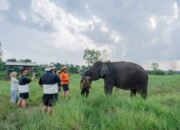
[31,72,35,81]
[13,78,19,84]
[25,77,32,84]
[39,78,43,88]
[55,75,61,87]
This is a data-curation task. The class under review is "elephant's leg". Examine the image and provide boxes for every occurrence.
[81,89,85,96]
[130,89,137,97]
[104,84,113,95]
[85,89,89,97]
[140,86,147,99]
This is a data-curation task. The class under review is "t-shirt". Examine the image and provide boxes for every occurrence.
[39,71,60,94]
[19,76,31,85]
[18,76,31,93]
[59,72,69,85]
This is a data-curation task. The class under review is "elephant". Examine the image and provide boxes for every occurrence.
[80,76,91,97]
[84,61,148,99]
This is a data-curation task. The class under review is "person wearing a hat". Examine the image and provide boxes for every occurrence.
[59,66,70,99]
[39,64,60,114]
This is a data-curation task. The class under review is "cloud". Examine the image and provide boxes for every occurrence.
[144,60,180,70]
[1,48,12,60]
[30,0,105,51]
[1,0,180,69]
[29,0,125,57]
[148,16,157,31]
[18,10,27,21]
[0,0,10,11]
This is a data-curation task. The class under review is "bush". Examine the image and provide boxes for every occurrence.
[147,70,165,75]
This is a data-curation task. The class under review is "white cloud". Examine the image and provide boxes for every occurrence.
[173,2,179,20]
[18,10,27,21]
[152,38,158,45]
[148,16,157,31]
[110,31,122,43]
[1,48,11,60]
[30,0,100,51]
[144,60,180,71]
[0,0,10,11]
[30,0,125,58]
[100,24,109,33]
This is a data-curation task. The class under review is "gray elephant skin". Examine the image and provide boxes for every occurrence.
[84,61,148,99]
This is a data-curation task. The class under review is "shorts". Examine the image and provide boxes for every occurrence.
[19,93,29,99]
[42,94,58,107]
[62,85,69,91]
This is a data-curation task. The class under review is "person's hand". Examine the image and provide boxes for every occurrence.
[31,72,35,80]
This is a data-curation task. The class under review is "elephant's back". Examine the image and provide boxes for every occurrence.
[108,61,148,89]
[111,61,146,74]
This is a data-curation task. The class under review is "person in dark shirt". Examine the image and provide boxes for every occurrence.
[17,69,35,108]
[39,64,60,114]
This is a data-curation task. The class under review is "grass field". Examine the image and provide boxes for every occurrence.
[0,74,180,130]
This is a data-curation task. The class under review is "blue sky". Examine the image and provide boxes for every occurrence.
[0,0,180,70]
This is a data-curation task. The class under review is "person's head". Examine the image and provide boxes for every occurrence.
[51,68,56,73]
[10,72,17,79]
[45,64,56,73]
[61,66,67,72]
[21,69,29,76]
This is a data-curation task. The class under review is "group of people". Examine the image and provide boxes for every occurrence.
[9,65,70,114]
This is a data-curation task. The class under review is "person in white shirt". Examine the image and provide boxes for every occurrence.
[17,69,35,108]
[39,64,60,114]
[10,72,19,104]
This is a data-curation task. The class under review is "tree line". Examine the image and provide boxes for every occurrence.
[0,45,178,77]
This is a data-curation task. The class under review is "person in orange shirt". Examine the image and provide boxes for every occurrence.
[59,66,70,98]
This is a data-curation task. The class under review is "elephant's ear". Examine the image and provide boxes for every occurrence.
[100,63,109,77]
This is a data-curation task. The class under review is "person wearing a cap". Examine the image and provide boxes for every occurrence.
[39,64,60,114]
[17,69,35,108]
[59,66,70,99]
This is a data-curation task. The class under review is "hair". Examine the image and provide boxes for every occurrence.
[21,69,25,73]
[10,72,17,79]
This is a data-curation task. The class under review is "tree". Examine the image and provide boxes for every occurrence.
[151,62,159,71]
[68,64,79,74]
[19,59,32,62]
[7,58,17,62]
[83,48,101,66]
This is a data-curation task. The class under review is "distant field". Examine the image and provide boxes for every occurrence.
[0,74,180,130]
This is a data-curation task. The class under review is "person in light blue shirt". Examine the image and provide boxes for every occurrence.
[10,72,19,104]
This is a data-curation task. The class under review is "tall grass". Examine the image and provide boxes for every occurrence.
[0,74,179,130]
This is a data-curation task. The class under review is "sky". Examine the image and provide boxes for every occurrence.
[0,0,180,70]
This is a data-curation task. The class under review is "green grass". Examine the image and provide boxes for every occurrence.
[0,74,180,130]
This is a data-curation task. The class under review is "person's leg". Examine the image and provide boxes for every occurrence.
[65,91,69,97]
[21,99,27,108]
[42,94,49,113]
[43,106,48,113]
[47,95,54,115]
[10,89,16,104]
[21,93,29,108]
[64,86,69,99]
[63,91,66,97]
[47,107,53,115]
[17,98,22,107]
